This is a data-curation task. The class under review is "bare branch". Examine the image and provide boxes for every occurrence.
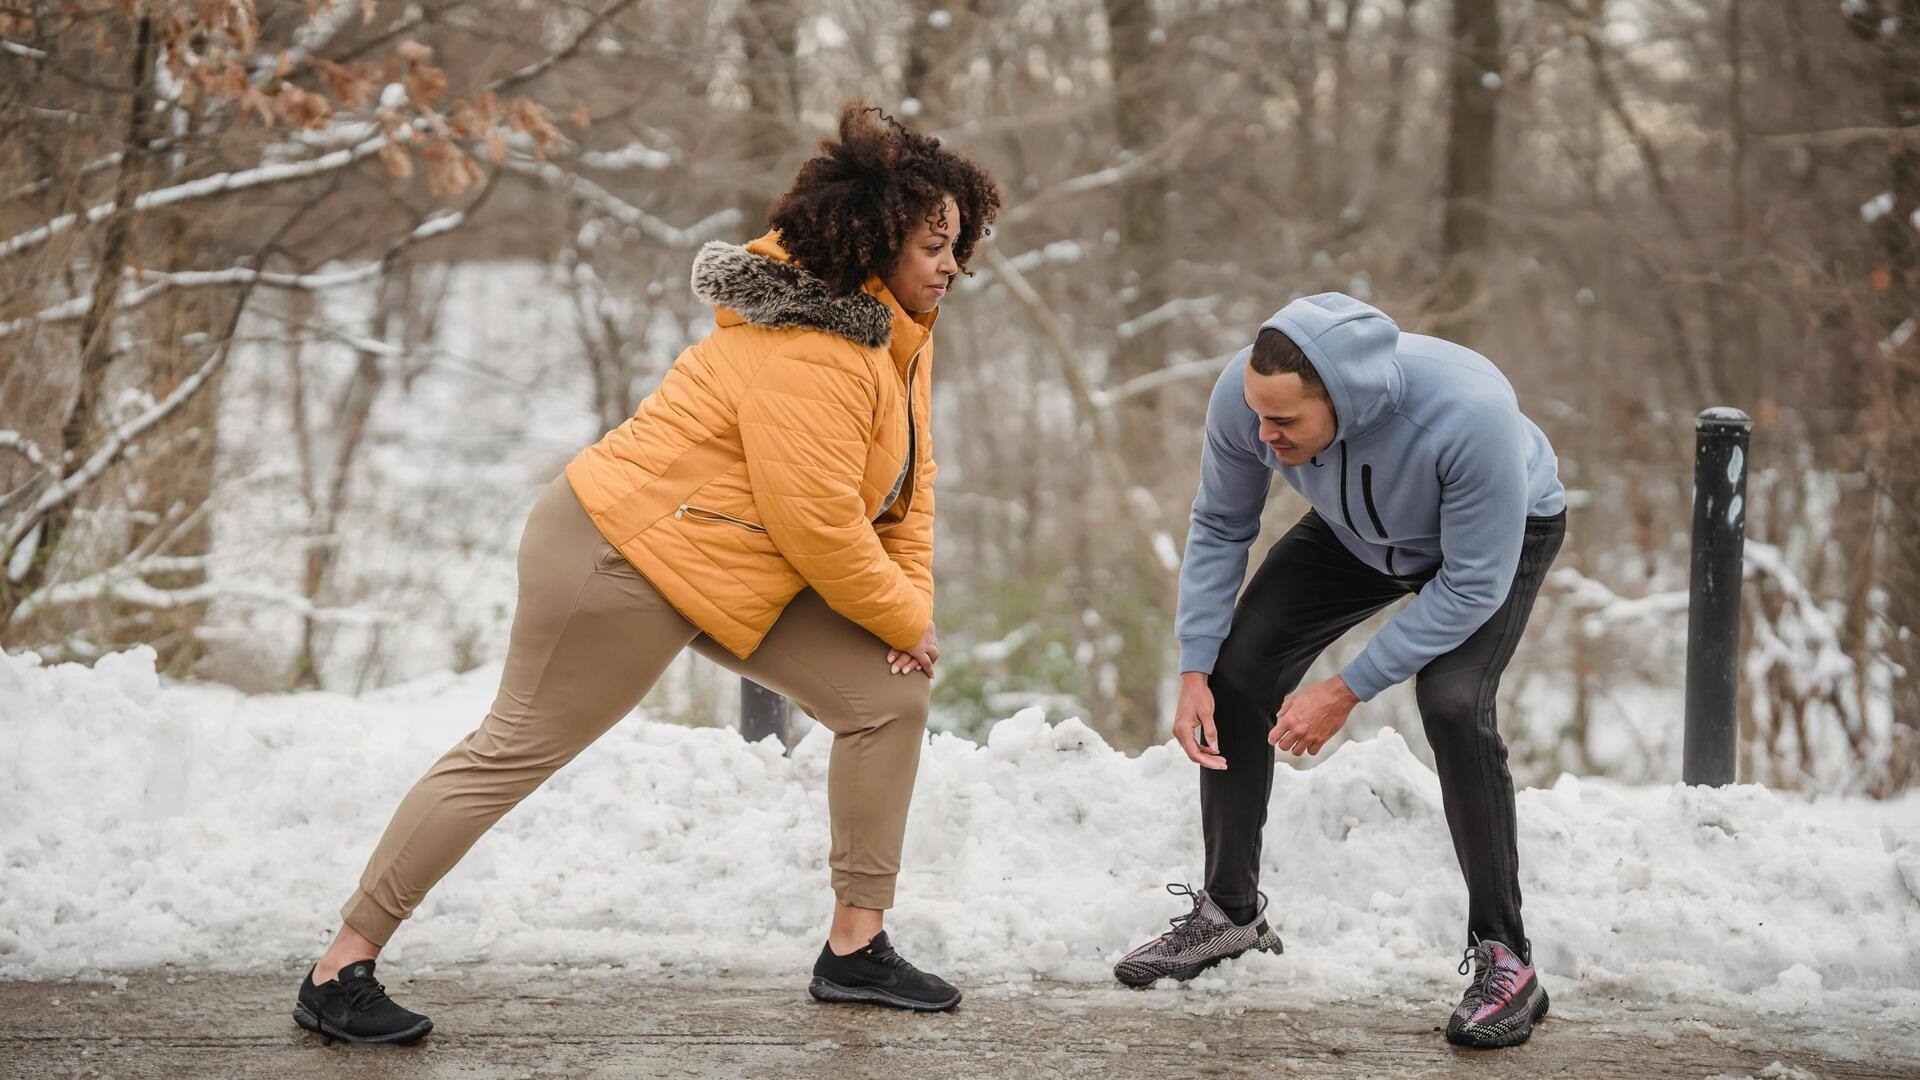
[11,554,400,625]
[0,211,468,340]
[0,431,48,469]
[1091,351,1234,410]
[3,346,231,556]
[577,141,677,171]
[0,136,391,262]
[978,240,1177,559]
[486,0,645,96]
[1757,123,1920,149]
[503,158,741,246]
[1117,296,1220,341]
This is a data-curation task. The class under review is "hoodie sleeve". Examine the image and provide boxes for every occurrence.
[1337,394,1530,700]
[1175,353,1272,674]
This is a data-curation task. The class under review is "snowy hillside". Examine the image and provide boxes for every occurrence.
[2,645,1916,1031]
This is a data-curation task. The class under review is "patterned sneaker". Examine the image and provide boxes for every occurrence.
[1113,883,1283,988]
[1446,939,1549,1049]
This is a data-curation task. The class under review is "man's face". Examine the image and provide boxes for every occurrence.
[1243,368,1337,466]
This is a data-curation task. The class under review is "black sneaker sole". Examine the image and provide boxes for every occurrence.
[293,1004,433,1045]
[808,976,961,1012]
[1445,985,1550,1049]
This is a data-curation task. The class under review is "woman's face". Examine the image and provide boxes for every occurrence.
[882,195,961,314]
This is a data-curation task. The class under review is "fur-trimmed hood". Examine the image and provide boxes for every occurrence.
[690,239,894,350]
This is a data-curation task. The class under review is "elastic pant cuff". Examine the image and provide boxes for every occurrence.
[341,887,404,948]
[832,870,897,910]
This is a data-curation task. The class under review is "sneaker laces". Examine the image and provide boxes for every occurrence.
[868,940,921,974]
[1162,883,1208,938]
[1456,941,1515,1013]
[338,971,394,1013]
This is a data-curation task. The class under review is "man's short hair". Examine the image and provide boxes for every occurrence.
[1249,328,1327,399]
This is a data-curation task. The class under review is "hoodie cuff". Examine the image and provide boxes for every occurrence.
[1178,636,1226,676]
[1338,651,1393,703]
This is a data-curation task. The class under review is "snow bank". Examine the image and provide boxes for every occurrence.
[3,647,1916,1021]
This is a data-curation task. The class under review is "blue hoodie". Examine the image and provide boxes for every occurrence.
[1175,293,1565,701]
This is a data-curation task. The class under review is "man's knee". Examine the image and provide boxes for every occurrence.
[1211,639,1277,713]
[1415,670,1485,734]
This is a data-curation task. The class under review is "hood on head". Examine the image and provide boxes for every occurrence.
[1258,292,1402,443]
[690,234,894,349]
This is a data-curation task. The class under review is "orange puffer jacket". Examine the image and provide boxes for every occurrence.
[565,232,936,657]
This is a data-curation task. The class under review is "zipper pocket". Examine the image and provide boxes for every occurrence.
[1359,463,1399,575]
[674,504,767,533]
[1338,443,1357,534]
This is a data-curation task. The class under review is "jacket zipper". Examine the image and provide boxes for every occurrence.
[675,504,767,533]
[1359,463,1398,575]
[875,340,927,533]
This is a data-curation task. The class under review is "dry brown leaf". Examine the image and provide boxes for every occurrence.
[507,98,562,155]
[379,140,415,179]
[273,82,333,129]
[448,99,479,137]
[405,63,448,105]
[422,139,482,196]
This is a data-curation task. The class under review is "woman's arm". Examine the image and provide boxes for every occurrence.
[738,343,931,651]
[879,447,935,607]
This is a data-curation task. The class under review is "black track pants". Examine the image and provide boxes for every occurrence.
[1201,509,1566,958]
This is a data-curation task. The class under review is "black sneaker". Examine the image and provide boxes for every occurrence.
[293,960,433,1045]
[1446,939,1549,1049]
[1114,883,1283,988]
[808,931,962,1012]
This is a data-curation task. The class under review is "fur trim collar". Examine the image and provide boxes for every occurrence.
[690,241,893,349]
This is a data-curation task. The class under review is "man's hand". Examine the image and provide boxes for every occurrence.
[1269,675,1359,756]
[1172,672,1227,770]
[888,621,940,678]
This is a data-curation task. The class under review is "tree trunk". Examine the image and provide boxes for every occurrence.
[115,208,225,676]
[292,273,400,688]
[1870,0,1920,790]
[1433,0,1501,343]
[735,0,801,237]
[0,11,156,632]
[1100,0,1178,746]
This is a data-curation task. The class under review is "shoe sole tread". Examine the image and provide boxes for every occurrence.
[293,1003,433,1045]
[808,976,961,1012]
[1445,985,1550,1049]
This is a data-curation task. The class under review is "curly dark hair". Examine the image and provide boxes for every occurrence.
[767,102,1002,297]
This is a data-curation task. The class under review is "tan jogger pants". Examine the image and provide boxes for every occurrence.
[340,475,930,947]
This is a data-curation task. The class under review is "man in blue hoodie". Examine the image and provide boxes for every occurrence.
[1112,293,1566,1050]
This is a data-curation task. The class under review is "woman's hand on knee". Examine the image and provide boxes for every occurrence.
[889,622,939,678]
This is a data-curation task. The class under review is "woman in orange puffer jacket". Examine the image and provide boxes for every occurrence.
[294,104,1002,1044]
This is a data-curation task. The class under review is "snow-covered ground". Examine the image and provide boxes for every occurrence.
[3,644,1916,1042]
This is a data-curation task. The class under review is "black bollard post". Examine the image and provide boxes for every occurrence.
[740,677,789,749]
[1683,407,1753,786]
